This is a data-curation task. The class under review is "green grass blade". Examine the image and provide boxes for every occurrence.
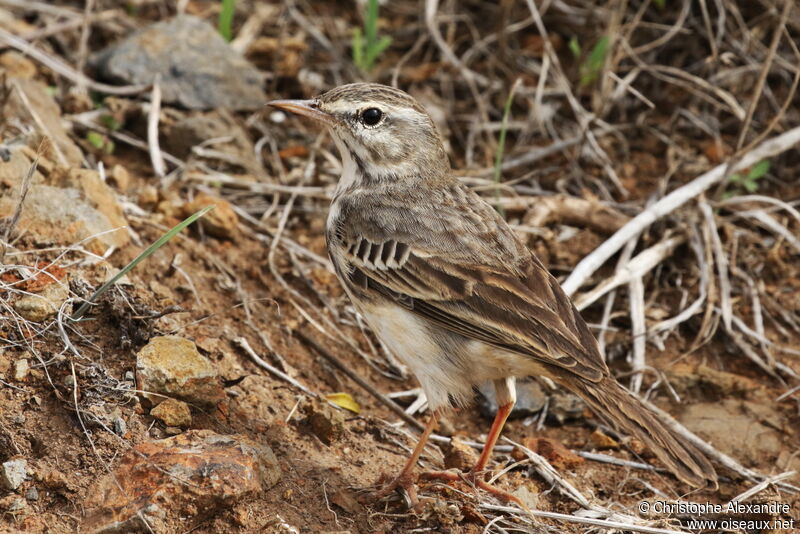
[366,0,379,47]
[218,0,236,41]
[352,28,365,71]
[71,205,215,321]
[580,35,609,86]
[493,79,522,218]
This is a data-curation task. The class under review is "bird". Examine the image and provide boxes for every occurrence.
[268,83,717,504]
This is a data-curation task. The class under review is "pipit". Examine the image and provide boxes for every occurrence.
[269,83,717,504]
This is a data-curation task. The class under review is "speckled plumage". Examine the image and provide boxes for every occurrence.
[271,83,717,491]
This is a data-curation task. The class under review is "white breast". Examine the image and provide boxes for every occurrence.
[360,302,476,409]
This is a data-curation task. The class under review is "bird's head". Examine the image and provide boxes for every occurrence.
[268,83,449,186]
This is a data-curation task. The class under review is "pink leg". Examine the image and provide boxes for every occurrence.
[370,408,441,504]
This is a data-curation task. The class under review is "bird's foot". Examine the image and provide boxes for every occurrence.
[358,471,420,508]
[420,469,527,510]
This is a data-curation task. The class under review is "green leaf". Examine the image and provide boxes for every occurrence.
[653,0,665,8]
[580,35,610,86]
[746,159,770,181]
[71,205,215,321]
[743,179,759,193]
[568,36,581,59]
[366,36,392,67]
[100,115,122,131]
[218,0,236,41]
[86,131,105,149]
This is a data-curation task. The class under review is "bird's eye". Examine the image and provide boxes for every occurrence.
[360,107,383,126]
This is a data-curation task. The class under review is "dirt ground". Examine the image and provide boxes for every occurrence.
[1,1,800,533]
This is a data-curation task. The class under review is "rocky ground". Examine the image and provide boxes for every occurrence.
[0,1,799,533]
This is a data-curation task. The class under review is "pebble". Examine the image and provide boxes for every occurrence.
[300,398,345,445]
[113,417,127,436]
[150,398,192,428]
[1,459,28,491]
[12,359,29,381]
[25,487,38,501]
[442,437,479,471]
[12,281,69,322]
[181,193,239,240]
[136,336,224,408]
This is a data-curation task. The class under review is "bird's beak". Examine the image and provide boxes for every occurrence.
[267,99,338,127]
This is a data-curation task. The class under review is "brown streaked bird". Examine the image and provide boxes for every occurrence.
[269,83,717,503]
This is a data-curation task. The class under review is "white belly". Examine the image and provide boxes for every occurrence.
[359,302,537,409]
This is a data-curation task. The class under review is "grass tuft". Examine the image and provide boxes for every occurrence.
[71,205,215,321]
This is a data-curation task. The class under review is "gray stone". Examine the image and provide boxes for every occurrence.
[92,16,265,110]
[1,459,28,490]
[113,417,127,436]
[25,487,38,501]
[477,378,547,419]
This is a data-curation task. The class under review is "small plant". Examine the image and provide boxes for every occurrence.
[71,205,214,321]
[352,0,392,72]
[86,131,115,155]
[492,79,521,218]
[569,35,610,87]
[219,0,236,41]
[727,159,770,195]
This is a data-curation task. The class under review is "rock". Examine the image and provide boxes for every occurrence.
[24,487,38,501]
[150,398,192,428]
[181,193,239,240]
[86,430,281,533]
[549,390,586,423]
[300,398,345,445]
[109,164,130,191]
[12,280,70,322]
[1,459,28,490]
[92,16,265,110]
[112,417,127,437]
[443,437,479,471]
[477,378,547,419]
[679,400,783,466]
[49,168,130,250]
[0,157,130,255]
[12,358,29,381]
[136,336,224,408]
[4,78,83,164]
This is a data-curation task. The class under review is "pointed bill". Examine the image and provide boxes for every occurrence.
[267,99,338,127]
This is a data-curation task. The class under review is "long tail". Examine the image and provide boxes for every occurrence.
[567,377,717,488]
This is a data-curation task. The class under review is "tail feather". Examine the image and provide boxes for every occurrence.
[569,377,717,488]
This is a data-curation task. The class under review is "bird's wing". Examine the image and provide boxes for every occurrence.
[333,186,607,383]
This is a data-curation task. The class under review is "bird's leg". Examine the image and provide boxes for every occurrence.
[422,378,525,507]
[369,408,442,504]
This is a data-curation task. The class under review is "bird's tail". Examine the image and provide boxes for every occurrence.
[567,377,717,488]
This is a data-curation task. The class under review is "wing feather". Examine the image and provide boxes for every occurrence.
[331,185,607,383]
